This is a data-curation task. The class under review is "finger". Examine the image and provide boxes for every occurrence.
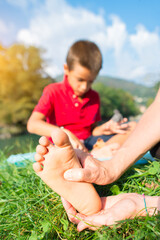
[77,221,98,231]
[61,197,79,224]
[75,142,88,153]
[114,129,126,134]
[121,118,128,123]
[77,215,101,232]
[82,146,89,153]
[119,123,129,129]
[78,144,85,150]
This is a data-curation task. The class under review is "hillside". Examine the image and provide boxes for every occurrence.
[96,75,156,99]
[55,74,156,99]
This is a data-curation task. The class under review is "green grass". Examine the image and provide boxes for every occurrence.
[0,138,160,239]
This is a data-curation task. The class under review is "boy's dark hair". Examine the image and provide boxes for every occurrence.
[66,40,102,74]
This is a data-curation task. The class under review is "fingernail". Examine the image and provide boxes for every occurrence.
[64,170,72,180]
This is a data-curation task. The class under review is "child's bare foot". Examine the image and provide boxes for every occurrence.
[33,128,102,215]
[91,143,120,159]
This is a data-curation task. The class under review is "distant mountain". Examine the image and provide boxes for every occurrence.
[55,74,156,99]
[96,75,156,99]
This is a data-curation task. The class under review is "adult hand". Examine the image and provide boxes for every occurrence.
[61,194,138,232]
[64,149,118,185]
[61,197,112,231]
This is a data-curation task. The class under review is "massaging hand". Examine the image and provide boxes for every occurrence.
[61,197,117,231]
[64,149,118,185]
[61,128,88,152]
[61,193,142,232]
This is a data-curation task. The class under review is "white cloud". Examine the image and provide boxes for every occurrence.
[130,25,160,75]
[130,25,160,51]
[105,15,127,54]
[18,0,108,76]
[16,0,160,85]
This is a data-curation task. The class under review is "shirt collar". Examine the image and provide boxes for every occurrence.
[63,75,74,94]
[63,74,91,104]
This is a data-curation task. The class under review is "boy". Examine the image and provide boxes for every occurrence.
[27,40,135,152]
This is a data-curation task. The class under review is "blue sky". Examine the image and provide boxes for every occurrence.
[0,0,160,85]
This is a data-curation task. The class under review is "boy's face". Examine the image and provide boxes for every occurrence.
[64,63,97,98]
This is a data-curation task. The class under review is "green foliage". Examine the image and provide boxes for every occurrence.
[92,82,140,120]
[96,75,157,99]
[146,81,160,107]
[146,97,154,108]
[128,161,160,179]
[154,81,160,91]
[0,43,54,133]
[110,185,121,195]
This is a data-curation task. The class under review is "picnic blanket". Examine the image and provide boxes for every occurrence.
[6,151,155,167]
[6,152,36,166]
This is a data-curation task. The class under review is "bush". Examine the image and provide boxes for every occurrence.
[92,82,140,120]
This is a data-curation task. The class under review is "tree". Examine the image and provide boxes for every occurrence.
[0,43,54,134]
[154,81,160,92]
[92,82,140,120]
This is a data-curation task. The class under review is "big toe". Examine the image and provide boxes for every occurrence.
[51,128,71,148]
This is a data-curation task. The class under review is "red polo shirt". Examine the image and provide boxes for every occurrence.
[34,75,101,141]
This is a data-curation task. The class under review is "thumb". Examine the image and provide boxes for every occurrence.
[64,168,92,183]
[77,218,99,232]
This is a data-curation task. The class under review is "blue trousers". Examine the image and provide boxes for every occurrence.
[150,142,160,160]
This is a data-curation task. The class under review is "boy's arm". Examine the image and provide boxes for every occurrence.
[27,112,88,152]
[27,112,59,137]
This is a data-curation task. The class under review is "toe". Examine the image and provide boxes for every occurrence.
[34,153,44,162]
[51,128,70,148]
[36,145,48,155]
[39,136,50,146]
[33,162,43,173]
[39,136,54,151]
